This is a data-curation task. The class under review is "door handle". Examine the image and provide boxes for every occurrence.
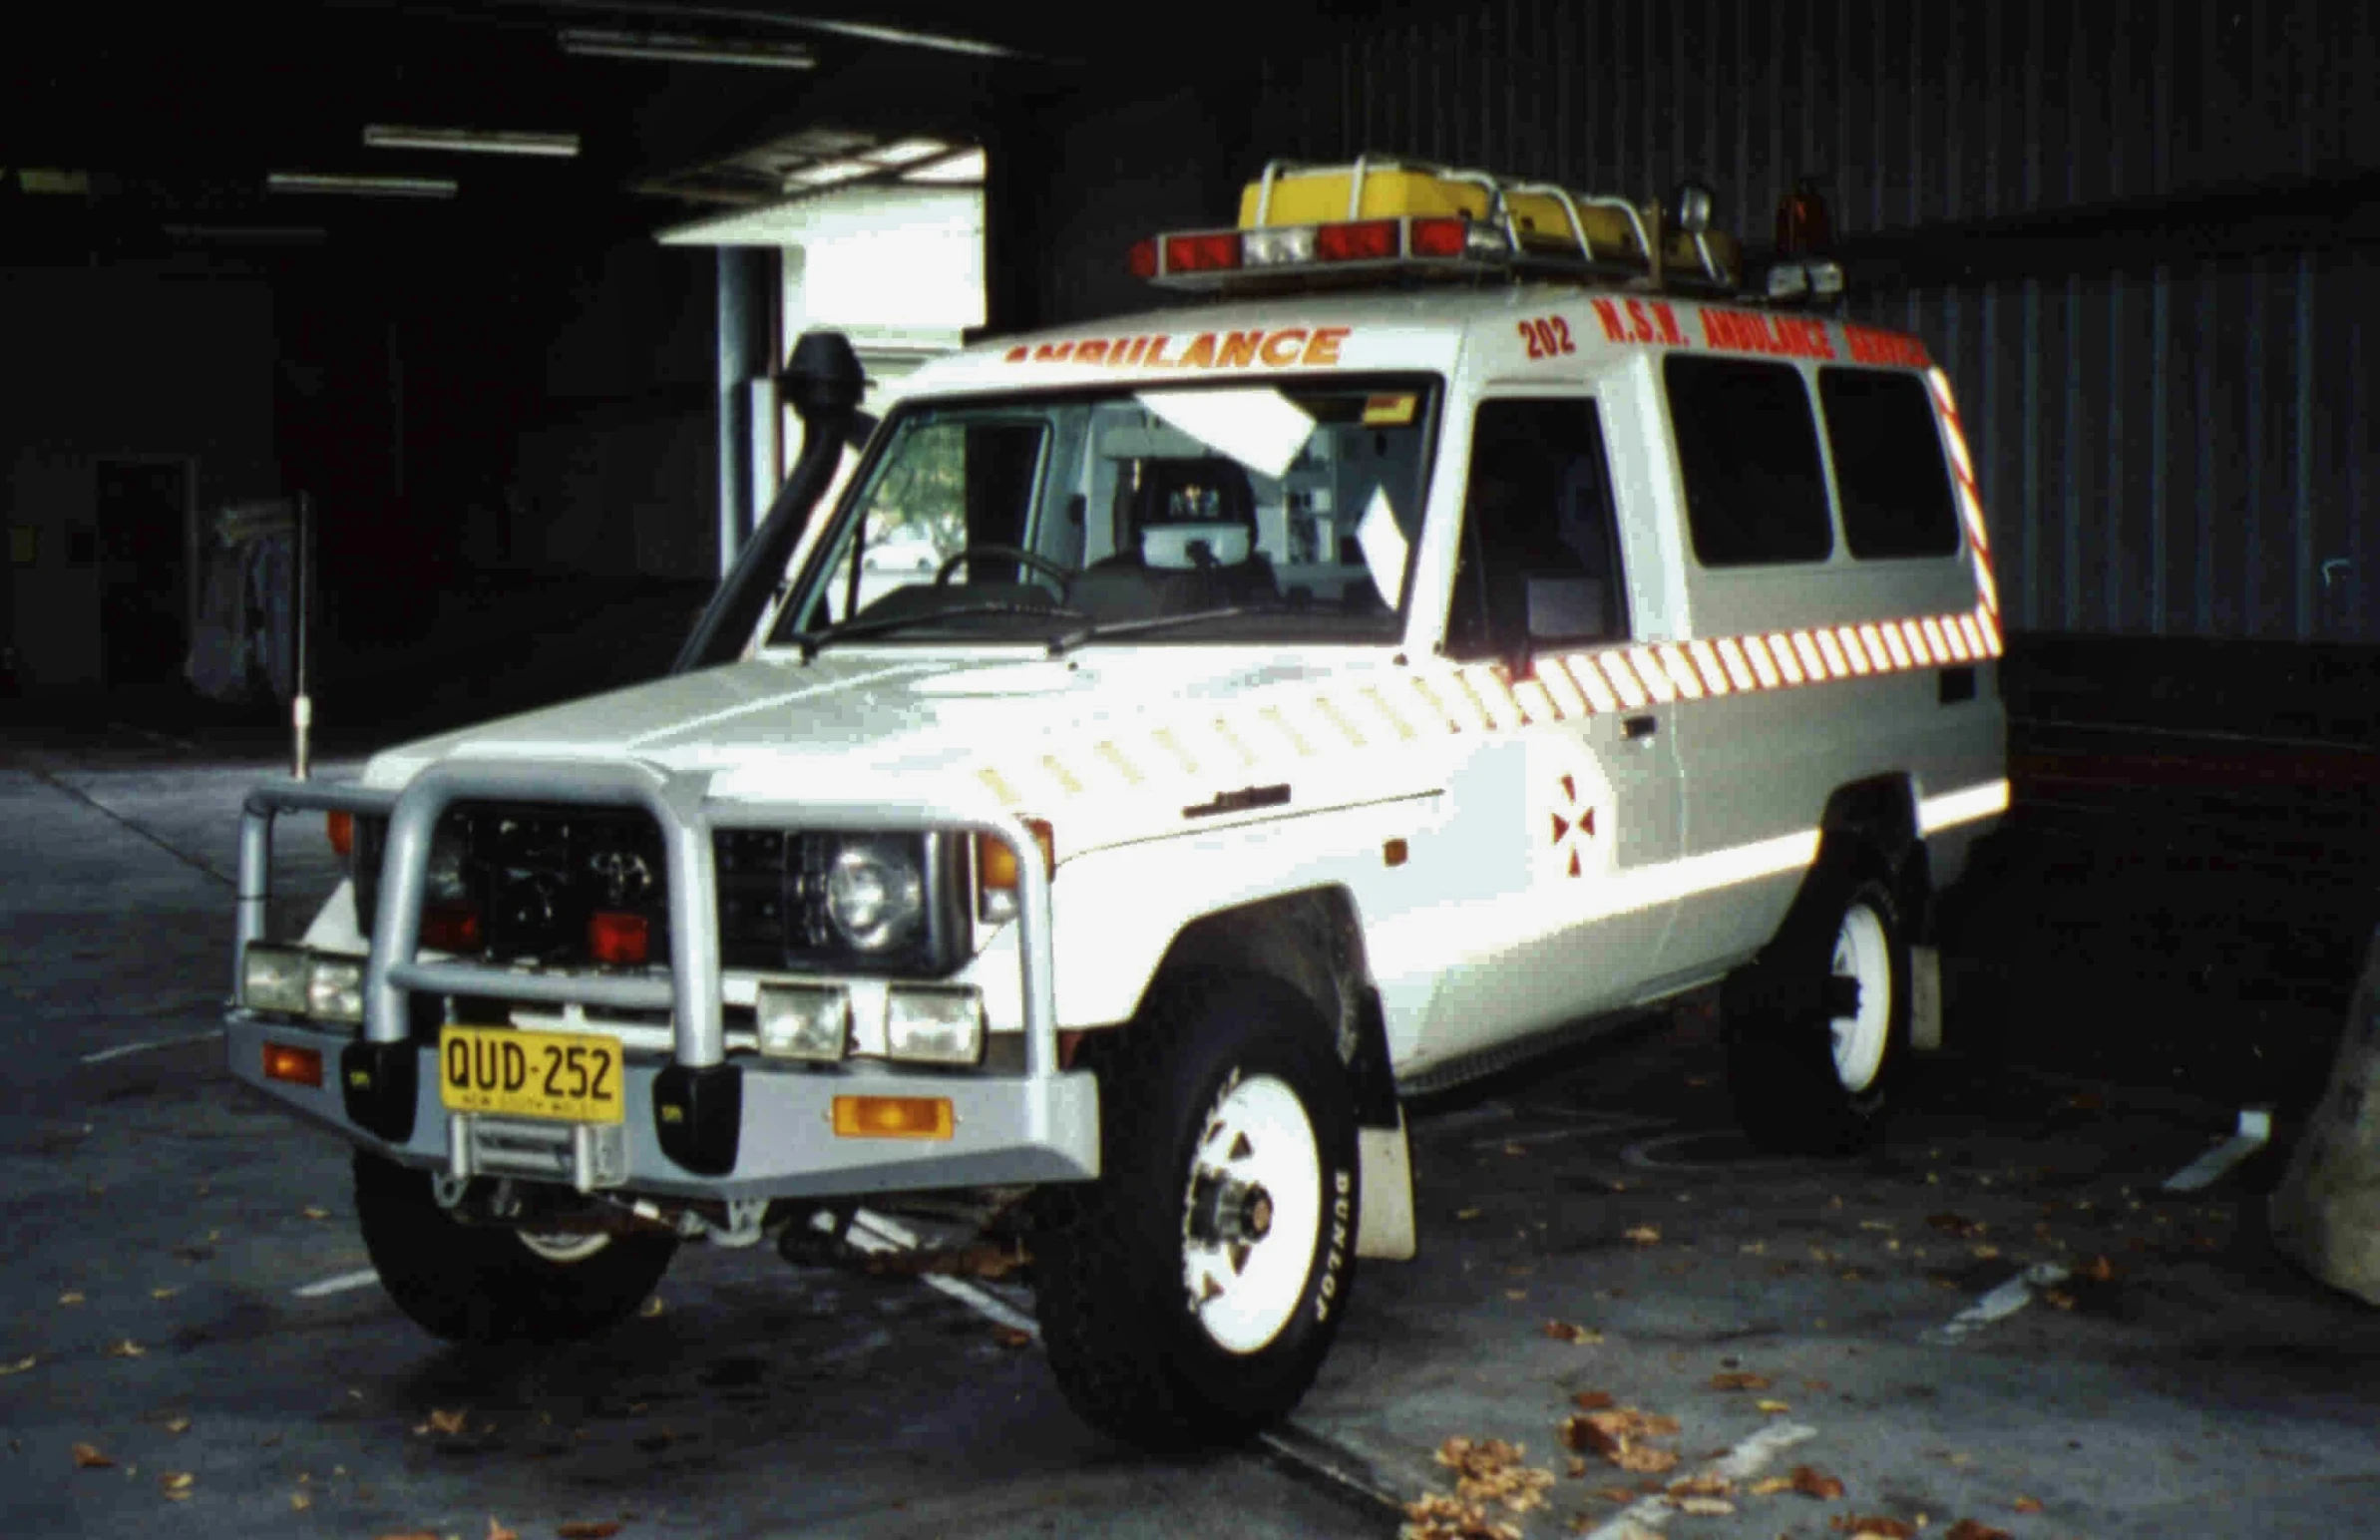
[1622,713,1658,741]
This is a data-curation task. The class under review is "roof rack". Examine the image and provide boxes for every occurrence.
[1128,156,1743,297]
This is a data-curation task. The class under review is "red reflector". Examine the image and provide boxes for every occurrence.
[422,903,482,953]
[1409,216,1468,257]
[1163,231,1242,272]
[262,1042,323,1088]
[1127,237,1158,279]
[589,911,650,966]
[326,811,354,858]
[1315,219,1398,262]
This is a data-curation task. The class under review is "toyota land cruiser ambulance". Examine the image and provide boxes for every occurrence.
[225,158,2007,1448]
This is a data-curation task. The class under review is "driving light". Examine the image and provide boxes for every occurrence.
[976,820,1053,924]
[242,944,309,1014]
[832,1095,954,1140]
[886,986,985,1066]
[757,981,851,1062]
[305,956,365,1023]
[825,840,925,952]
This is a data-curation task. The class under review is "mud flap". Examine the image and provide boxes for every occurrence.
[1911,945,1943,1051]
[1356,1112,1416,1261]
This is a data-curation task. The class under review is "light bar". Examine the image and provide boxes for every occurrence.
[1136,214,1501,288]
[266,172,457,199]
[363,125,580,159]
[559,28,816,69]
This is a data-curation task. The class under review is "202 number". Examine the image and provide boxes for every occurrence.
[1518,316,1576,360]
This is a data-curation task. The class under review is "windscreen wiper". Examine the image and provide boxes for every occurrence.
[788,600,1088,662]
[1045,602,1288,658]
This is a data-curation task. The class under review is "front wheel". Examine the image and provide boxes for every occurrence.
[1029,970,1360,1450]
[353,1153,677,1346]
[1724,866,1912,1155]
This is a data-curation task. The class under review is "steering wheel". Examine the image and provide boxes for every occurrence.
[935,545,1073,588]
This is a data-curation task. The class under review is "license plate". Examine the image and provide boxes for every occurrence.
[438,1025,624,1124]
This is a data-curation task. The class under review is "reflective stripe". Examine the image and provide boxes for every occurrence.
[1628,647,1680,704]
[1715,636,1757,691]
[1919,778,2010,834]
[1657,644,1706,701]
[1743,634,1783,687]
[1686,638,1732,696]
[1601,653,1651,708]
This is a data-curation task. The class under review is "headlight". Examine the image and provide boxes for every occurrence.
[886,985,985,1066]
[305,956,365,1024]
[241,944,309,1014]
[825,840,925,953]
[756,981,851,1061]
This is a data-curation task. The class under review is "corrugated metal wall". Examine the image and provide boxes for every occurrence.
[1248,0,2378,642]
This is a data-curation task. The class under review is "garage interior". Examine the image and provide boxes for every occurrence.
[3,2,2378,1534]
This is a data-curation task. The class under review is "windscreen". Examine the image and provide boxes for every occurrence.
[768,378,1438,650]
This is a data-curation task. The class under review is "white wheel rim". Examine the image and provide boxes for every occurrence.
[517,1230,611,1264]
[1829,902,1892,1094]
[1179,1072,1323,1355]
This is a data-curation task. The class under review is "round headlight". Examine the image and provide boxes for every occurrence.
[825,841,925,953]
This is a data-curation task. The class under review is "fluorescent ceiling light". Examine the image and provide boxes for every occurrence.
[902,148,987,185]
[559,28,815,68]
[267,172,458,199]
[363,125,580,158]
[784,160,875,189]
[865,139,951,168]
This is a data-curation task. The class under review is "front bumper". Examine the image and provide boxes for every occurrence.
[227,759,1099,1200]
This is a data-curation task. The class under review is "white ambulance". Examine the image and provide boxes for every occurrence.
[226,159,2007,1448]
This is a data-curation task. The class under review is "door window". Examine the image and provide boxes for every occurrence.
[1444,399,1630,661]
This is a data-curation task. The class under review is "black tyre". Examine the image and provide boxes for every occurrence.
[1029,969,1361,1450]
[1723,863,1911,1156]
[353,1152,676,1346]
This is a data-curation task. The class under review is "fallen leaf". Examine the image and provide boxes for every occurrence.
[1756,1399,1792,1413]
[290,1492,313,1511]
[1502,1141,1528,1156]
[489,1519,522,1540]
[2081,1255,2118,1283]
[161,1472,194,1499]
[992,1326,1033,1348]
[1572,1390,1616,1411]
[106,1339,147,1358]
[0,1354,36,1376]
[1944,1523,2012,1540]
[1505,1290,1529,1302]
[2044,1289,2078,1312]
[301,1206,330,1221]
[1592,1485,1639,1503]
[1832,1517,1912,1538]
[1709,1371,1771,1390]
[638,1296,666,1318]
[1401,1491,1521,1540]
[151,1288,181,1301]
[426,1407,468,1435]
[1927,1212,1985,1238]
[73,1442,115,1469]
[1623,1226,1661,1246]
[1970,1245,2001,1261]
[1674,1496,1734,1515]
[1750,1476,1793,1495]
[163,1416,191,1435]
[58,1292,85,1306]
[1791,1464,1847,1500]
[1613,1446,1680,1474]
[556,1525,623,1539]
[1542,1321,1603,1345]
[1566,1456,1588,1477]
[1859,1220,1897,1232]
[1456,1207,1484,1221]
[1668,1473,1732,1498]
[373,1532,440,1540]
[1429,1437,1557,1515]
[2011,1495,2045,1513]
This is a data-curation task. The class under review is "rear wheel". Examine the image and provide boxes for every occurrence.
[1029,970,1360,1449]
[353,1153,676,1346]
[1724,864,1911,1155]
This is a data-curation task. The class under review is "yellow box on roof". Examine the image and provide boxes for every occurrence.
[1237,164,1653,263]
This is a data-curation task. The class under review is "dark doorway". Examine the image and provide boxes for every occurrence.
[96,460,192,688]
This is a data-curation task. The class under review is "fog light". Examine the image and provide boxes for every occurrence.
[886,985,985,1066]
[832,1095,954,1140]
[756,981,851,1062]
[305,955,365,1023]
[261,1042,323,1088]
[242,944,309,1014]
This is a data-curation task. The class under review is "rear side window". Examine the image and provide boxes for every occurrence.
[1817,368,1963,559]
[1663,356,1832,567]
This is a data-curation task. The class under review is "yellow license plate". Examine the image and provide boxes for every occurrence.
[438,1025,624,1124]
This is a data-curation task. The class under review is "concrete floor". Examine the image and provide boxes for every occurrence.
[4,732,2379,1539]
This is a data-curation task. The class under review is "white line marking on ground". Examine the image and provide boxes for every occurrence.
[81,1030,221,1064]
[846,1210,1040,1337]
[2165,1108,2273,1193]
[1619,1130,1810,1173]
[292,1269,381,1299]
[1928,1262,2071,1345]
[1577,1420,1818,1538]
